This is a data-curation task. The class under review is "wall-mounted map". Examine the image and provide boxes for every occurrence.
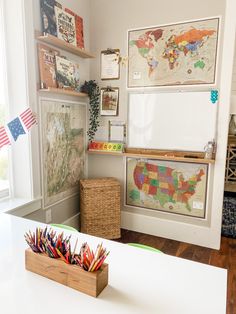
[128,17,219,87]
[41,99,86,207]
[126,158,208,218]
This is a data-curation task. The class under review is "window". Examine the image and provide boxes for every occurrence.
[0,0,9,199]
[0,0,41,212]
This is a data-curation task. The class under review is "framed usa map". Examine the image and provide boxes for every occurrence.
[126,157,208,218]
[128,17,219,87]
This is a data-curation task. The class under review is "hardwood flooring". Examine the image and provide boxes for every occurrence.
[115,229,236,314]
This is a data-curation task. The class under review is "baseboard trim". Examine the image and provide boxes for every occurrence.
[121,210,220,249]
[62,213,80,230]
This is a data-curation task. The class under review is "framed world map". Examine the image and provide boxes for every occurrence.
[126,157,208,218]
[40,99,87,208]
[128,17,219,87]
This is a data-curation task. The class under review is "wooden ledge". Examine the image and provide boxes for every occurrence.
[35,30,95,59]
[39,88,88,97]
[87,150,215,164]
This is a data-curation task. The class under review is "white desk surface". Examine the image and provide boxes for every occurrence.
[0,213,227,314]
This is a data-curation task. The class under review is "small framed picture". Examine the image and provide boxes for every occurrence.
[100,87,119,116]
[101,49,120,80]
[109,120,126,143]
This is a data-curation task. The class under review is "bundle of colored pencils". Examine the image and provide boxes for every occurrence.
[24,227,109,272]
[74,242,110,272]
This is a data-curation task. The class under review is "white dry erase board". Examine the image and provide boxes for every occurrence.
[128,91,218,152]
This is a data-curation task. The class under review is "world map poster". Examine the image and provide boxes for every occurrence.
[41,100,86,207]
[126,158,208,218]
[128,18,219,87]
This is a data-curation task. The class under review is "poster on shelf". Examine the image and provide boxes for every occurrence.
[55,56,79,90]
[40,0,62,37]
[55,6,76,46]
[65,8,85,49]
[38,43,60,89]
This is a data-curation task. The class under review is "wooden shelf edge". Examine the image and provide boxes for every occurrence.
[124,153,215,164]
[88,151,124,157]
[39,88,88,98]
[87,150,215,164]
[35,30,95,59]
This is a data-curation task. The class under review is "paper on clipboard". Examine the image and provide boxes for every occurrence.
[101,49,120,80]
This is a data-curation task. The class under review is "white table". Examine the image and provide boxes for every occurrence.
[0,213,227,314]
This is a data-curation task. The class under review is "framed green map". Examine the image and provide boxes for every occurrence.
[126,157,208,218]
[128,17,219,87]
[40,99,87,208]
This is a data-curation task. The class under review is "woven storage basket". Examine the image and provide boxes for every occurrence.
[80,178,121,239]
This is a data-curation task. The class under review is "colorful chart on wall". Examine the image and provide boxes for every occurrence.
[40,99,87,208]
[126,157,208,218]
[128,17,219,87]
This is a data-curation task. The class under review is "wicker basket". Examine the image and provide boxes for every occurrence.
[80,178,121,239]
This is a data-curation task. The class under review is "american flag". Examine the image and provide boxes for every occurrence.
[20,108,37,131]
[0,126,11,149]
[7,117,26,141]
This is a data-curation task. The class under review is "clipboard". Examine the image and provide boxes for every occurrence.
[101,48,120,80]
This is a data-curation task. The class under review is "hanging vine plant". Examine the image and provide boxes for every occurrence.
[81,80,100,142]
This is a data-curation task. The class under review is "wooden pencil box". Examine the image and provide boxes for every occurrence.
[25,249,108,297]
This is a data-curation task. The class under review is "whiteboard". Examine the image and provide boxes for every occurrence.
[128,91,217,152]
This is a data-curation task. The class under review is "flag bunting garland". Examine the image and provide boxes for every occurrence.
[20,108,37,131]
[7,117,26,141]
[0,126,11,149]
[0,108,37,149]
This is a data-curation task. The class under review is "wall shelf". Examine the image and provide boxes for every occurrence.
[87,150,215,164]
[39,87,88,98]
[35,31,95,59]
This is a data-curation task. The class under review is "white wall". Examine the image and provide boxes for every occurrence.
[87,0,234,249]
[10,0,236,248]
[20,0,91,225]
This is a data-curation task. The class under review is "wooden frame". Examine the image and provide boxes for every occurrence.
[128,17,220,88]
[100,87,119,116]
[101,49,120,80]
[39,98,87,208]
[125,157,208,218]
[108,120,126,143]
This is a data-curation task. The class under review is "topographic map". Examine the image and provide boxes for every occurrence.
[128,18,219,87]
[126,158,208,218]
[41,100,86,207]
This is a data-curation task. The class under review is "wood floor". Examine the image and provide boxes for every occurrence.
[116,229,236,314]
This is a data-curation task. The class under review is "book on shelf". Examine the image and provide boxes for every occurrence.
[38,43,60,89]
[88,141,124,153]
[65,8,85,50]
[40,0,62,37]
[55,6,76,46]
[55,56,79,90]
